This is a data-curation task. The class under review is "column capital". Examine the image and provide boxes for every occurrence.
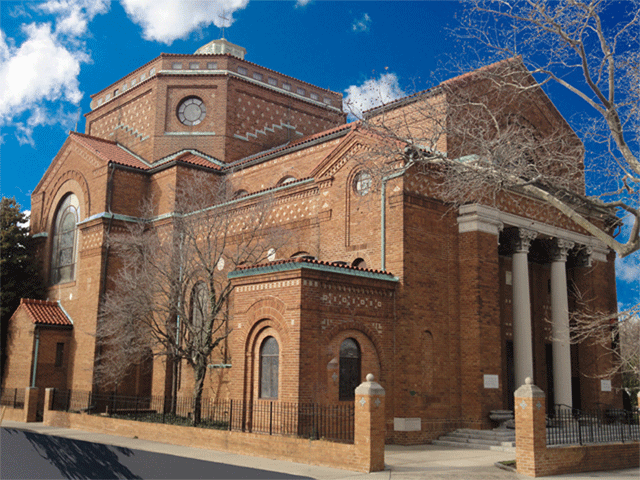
[549,238,575,262]
[574,246,593,267]
[513,228,537,253]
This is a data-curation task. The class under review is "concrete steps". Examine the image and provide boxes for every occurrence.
[432,428,516,452]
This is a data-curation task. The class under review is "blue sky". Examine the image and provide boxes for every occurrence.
[0,0,637,309]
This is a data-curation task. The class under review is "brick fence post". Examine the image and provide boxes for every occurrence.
[515,377,546,477]
[24,387,39,422]
[42,388,55,424]
[354,373,386,472]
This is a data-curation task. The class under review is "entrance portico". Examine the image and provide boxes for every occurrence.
[457,205,610,411]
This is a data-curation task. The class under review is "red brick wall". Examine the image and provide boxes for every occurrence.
[43,382,386,473]
[3,310,36,389]
[515,384,638,477]
[85,56,344,165]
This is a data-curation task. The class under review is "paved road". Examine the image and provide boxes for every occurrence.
[0,427,311,480]
[1,422,638,480]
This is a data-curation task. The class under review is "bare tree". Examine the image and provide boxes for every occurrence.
[350,0,638,258]
[96,171,287,423]
[343,0,639,388]
[569,301,639,394]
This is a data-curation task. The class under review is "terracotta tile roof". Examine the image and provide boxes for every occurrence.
[70,133,223,171]
[19,299,73,326]
[234,256,394,277]
[171,151,223,170]
[69,132,149,170]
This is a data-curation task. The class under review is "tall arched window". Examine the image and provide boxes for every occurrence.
[190,282,210,348]
[51,194,79,284]
[339,338,361,400]
[260,336,279,399]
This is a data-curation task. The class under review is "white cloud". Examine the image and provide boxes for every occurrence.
[352,13,371,33]
[616,251,639,284]
[8,4,32,20]
[615,214,639,312]
[0,24,86,120]
[0,0,107,145]
[19,210,31,230]
[121,0,249,44]
[343,72,406,120]
[38,0,110,36]
[295,0,312,6]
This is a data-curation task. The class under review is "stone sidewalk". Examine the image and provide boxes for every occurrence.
[2,421,638,479]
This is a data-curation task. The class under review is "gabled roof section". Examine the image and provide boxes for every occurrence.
[229,257,397,282]
[18,299,73,326]
[364,57,532,118]
[152,149,224,170]
[69,132,150,169]
[69,133,225,172]
[308,125,371,179]
[226,122,356,171]
[363,57,573,133]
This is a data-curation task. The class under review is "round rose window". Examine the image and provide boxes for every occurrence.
[177,97,206,126]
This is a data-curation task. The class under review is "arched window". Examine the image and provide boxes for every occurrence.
[352,258,367,269]
[260,336,279,399]
[233,189,248,199]
[290,251,313,260]
[352,171,372,196]
[190,282,209,348]
[51,194,79,284]
[277,175,297,186]
[339,338,361,400]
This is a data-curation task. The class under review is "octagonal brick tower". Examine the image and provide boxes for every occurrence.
[84,39,346,164]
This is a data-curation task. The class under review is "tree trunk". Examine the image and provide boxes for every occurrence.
[192,360,206,425]
[169,356,178,415]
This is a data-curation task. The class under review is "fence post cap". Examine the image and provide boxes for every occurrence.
[355,373,385,396]
[515,378,545,398]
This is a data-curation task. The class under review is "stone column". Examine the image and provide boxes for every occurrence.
[354,374,386,472]
[512,228,537,390]
[550,239,574,408]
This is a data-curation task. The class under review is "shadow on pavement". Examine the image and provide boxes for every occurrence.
[1,427,312,479]
[2,427,141,479]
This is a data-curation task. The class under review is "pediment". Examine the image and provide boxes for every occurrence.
[310,129,383,180]
[32,135,105,198]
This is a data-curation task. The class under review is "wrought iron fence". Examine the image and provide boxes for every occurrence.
[49,390,354,443]
[0,388,25,409]
[547,405,640,446]
[249,401,354,442]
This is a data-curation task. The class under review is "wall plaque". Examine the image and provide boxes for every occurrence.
[484,374,499,389]
[394,417,421,431]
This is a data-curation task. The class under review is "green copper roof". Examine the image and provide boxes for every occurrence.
[228,259,398,282]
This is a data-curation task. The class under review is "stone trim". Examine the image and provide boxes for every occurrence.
[458,205,609,262]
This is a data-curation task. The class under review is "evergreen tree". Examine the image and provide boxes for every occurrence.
[1,197,46,379]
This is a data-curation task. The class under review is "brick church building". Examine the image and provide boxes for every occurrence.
[3,39,621,443]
